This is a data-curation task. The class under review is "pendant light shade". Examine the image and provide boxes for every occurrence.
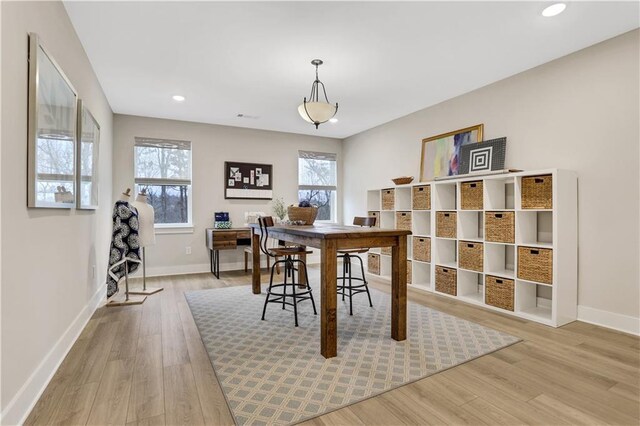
[298,59,338,128]
[298,102,337,124]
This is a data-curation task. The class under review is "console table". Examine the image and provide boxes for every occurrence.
[205,227,252,278]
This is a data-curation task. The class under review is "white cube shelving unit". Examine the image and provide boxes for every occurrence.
[364,169,577,327]
[412,210,431,236]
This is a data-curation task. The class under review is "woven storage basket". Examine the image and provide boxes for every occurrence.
[517,246,553,284]
[521,174,552,209]
[459,241,483,272]
[485,275,515,311]
[412,185,431,210]
[287,206,318,225]
[367,253,380,275]
[485,211,515,243]
[435,266,457,296]
[396,211,412,231]
[381,247,391,255]
[461,181,483,210]
[436,211,457,238]
[382,188,395,210]
[413,237,431,262]
[367,211,380,228]
[407,261,412,284]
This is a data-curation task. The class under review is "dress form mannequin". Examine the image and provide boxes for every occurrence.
[120,188,132,201]
[106,187,146,306]
[129,189,163,295]
[132,192,156,247]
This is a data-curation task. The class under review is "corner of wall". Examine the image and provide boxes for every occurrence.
[0,0,4,417]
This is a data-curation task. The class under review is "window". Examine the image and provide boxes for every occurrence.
[134,137,192,226]
[36,135,76,204]
[298,150,337,222]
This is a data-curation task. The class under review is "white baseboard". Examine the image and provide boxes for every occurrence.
[577,305,640,336]
[144,254,321,278]
[145,262,222,277]
[0,286,106,426]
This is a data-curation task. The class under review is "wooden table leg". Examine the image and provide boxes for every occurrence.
[321,240,338,358]
[298,246,307,288]
[391,235,407,341]
[252,231,261,294]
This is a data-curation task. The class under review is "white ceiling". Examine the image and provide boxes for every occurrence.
[64,1,639,139]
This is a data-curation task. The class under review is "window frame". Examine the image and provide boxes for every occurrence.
[133,137,193,228]
[297,150,338,224]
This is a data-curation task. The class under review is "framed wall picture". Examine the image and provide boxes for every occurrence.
[27,33,78,208]
[459,137,507,175]
[224,161,273,200]
[419,124,484,181]
[76,100,100,209]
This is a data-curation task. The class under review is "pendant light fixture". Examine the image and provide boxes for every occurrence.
[298,59,338,129]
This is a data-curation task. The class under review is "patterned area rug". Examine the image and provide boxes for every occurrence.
[185,283,519,425]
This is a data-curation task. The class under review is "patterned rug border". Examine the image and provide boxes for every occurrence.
[286,340,523,426]
[184,285,522,426]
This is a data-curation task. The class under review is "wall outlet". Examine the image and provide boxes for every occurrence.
[185,246,192,255]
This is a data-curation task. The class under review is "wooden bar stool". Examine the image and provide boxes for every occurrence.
[245,237,293,275]
[258,216,317,326]
[337,216,376,315]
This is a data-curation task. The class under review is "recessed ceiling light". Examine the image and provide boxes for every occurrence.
[172,95,185,102]
[329,118,338,123]
[542,3,566,17]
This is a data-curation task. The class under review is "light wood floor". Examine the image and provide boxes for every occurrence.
[26,267,640,425]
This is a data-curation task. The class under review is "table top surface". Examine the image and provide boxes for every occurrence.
[205,227,250,232]
[248,223,411,240]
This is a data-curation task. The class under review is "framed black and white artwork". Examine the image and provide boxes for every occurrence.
[459,137,507,175]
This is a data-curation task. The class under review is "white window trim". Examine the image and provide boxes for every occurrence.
[154,224,194,235]
[134,137,193,227]
[297,150,338,224]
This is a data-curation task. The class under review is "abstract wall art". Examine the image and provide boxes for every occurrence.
[459,137,507,175]
[419,124,484,181]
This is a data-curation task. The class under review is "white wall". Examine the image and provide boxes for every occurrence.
[343,30,640,334]
[1,1,114,424]
[113,114,341,276]
[0,1,4,415]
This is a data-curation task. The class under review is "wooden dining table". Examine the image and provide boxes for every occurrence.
[249,223,411,359]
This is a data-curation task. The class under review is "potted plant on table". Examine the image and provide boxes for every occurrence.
[287,200,319,225]
[271,197,287,223]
